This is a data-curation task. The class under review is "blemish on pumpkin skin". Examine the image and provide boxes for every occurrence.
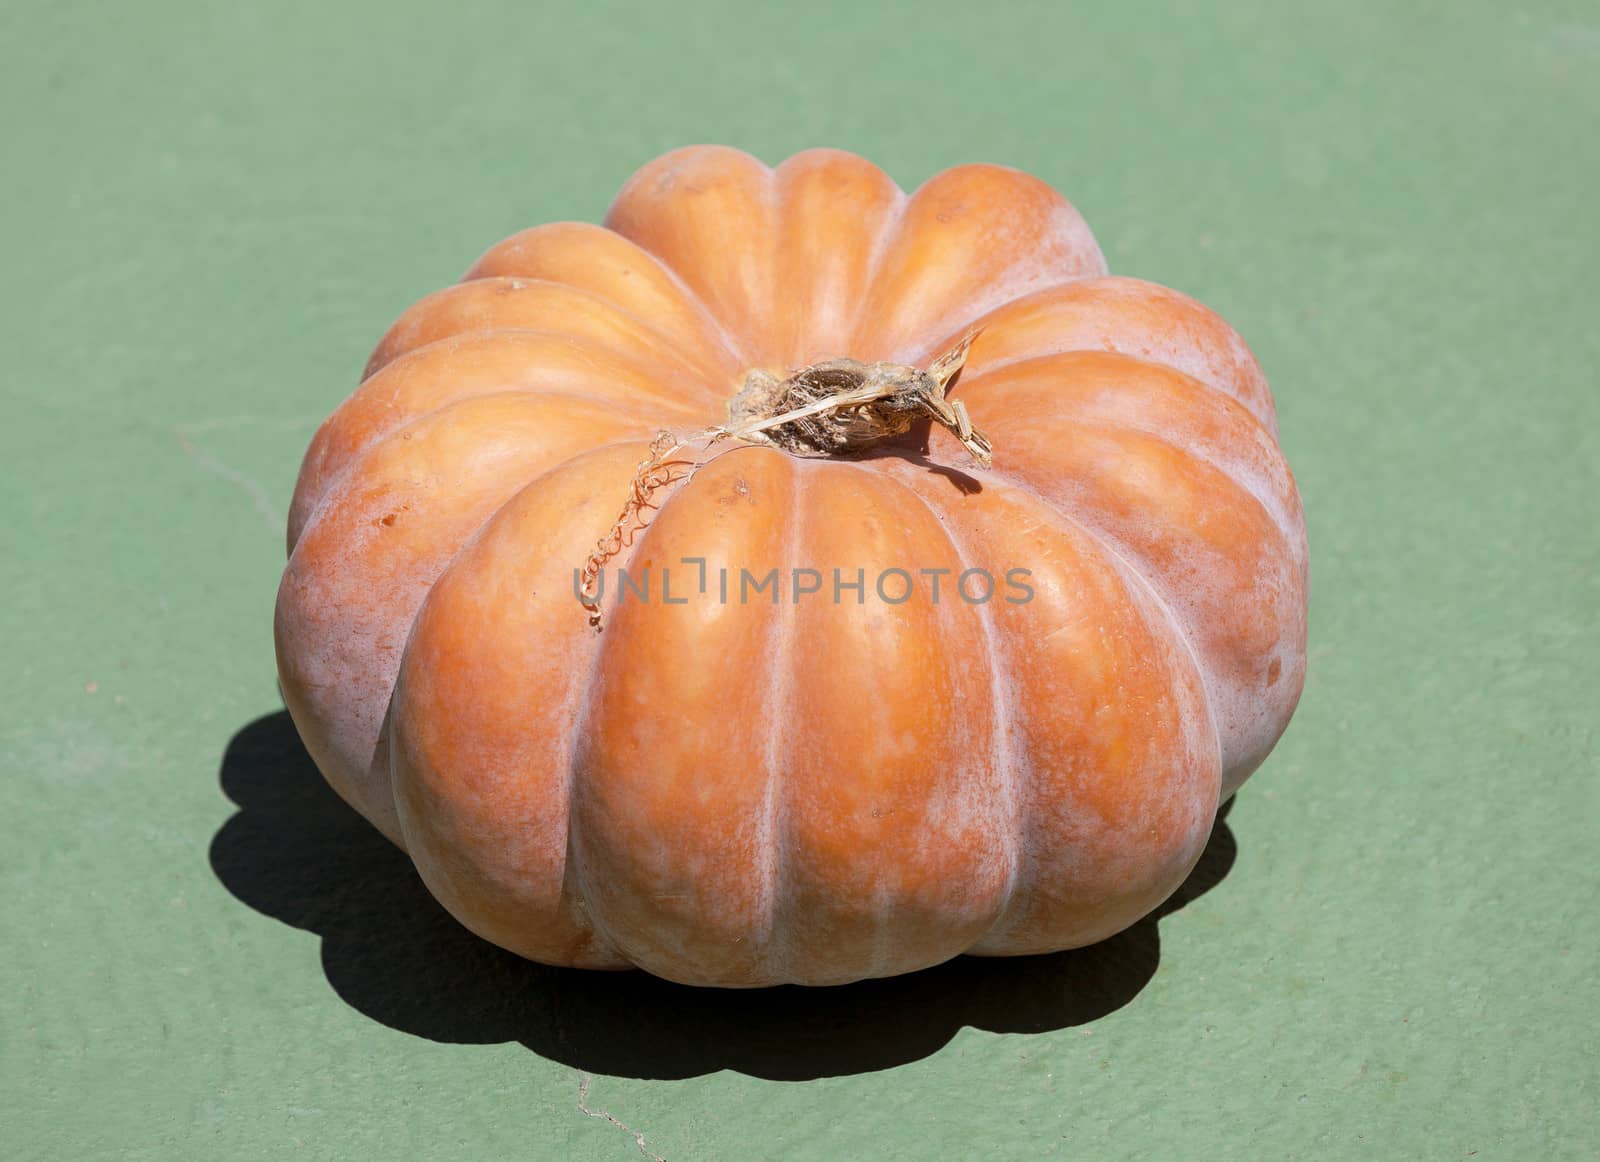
[718,477,755,506]
[1267,657,1282,685]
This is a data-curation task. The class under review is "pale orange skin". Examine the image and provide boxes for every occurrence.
[275,147,1308,987]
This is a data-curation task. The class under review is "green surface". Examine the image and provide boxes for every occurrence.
[3,0,1596,1157]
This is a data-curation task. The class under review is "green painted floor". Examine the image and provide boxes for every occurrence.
[4,1,1596,1158]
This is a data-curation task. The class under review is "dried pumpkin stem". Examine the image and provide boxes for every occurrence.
[721,329,990,465]
[578,332,989,629]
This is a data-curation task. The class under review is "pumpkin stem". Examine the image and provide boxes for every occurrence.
[577,333,989,629]
[721,330,991,466]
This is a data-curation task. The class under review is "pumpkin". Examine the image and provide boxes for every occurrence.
[275,146,1308,988]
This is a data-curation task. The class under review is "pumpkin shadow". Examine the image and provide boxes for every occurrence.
[210,711,1236,1082]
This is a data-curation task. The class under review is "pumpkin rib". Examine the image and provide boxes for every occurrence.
[756,453,803,981]
[572,450,1015,985]
[768,458,1010,984]
[294,341,708,530]
[973,426,1301,787]
[357,326,717,416]
[890,272,1143,369]
[602,145,782,368]
[854,180,909,320]
[850,163,1109,364]
[768,149,908,367]
[390,443,652,970]
[418,431,677,598]
[874,462,1025,926]
[1084,534,1226,840]
[562,447,804,983]
[291,390,664,552]
[627,234,754,375]
[921,411,1295,605]
[556,447,672,971]
[338,380,700,458]
[974,413,1302,618]
[895,403,1260,788]
[954,351,1300,548]
[929,276,1278,432]
[880,468,1221,954]
[292,376,703,551]
[363,276,735,389]
[278,414,661,838]
[1057,499,1225,786]
[462,220,750,375]
[960,343,1274,431]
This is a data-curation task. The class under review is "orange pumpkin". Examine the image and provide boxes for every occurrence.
[275,146,1307,987]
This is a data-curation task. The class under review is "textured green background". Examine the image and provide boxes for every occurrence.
[4,0,1596,1158]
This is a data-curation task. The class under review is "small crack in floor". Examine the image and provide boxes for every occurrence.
[576,1072,667,1162]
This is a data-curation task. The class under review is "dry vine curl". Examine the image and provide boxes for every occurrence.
[576,432,707,627]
